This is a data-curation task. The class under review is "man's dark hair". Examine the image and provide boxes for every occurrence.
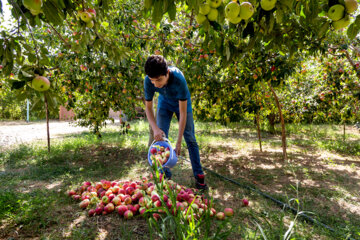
[144,55,168,78]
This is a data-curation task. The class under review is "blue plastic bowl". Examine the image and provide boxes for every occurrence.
[148,139,177,168]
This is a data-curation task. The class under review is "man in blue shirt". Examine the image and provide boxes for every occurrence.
[144,55,207,190]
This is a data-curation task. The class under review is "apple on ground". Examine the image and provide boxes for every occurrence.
[31,76,50,92]
[328,4,345,21]
[88,209,96,217]
[242,198,249,207]
[224,208,234,217]
[260,0,277,11]
[117,205,128,216]
[104,203,115,213]
[79,199,90,209]
[216,212,225,220]
[124,210,133,219]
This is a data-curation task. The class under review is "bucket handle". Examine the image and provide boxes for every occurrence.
[150,137,173,149]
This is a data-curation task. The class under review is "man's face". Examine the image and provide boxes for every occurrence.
[149,70,169,88]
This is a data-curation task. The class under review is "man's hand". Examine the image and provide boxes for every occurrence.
[174,141,181,156]
[154,128,165,141]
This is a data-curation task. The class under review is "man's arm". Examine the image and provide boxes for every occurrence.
[145,100,164,141]
[176,100,187,156]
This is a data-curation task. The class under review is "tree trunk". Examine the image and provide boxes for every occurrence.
[267,113,276,134]
[44,94,50,153]
[343,122,346,141]
[269,83,287,161]
[345,50,360,79]
[256,112,262,152]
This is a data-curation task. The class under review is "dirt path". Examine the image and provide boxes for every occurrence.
[0,120,95,148]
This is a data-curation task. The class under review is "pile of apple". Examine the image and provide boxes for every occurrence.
[77,8,97,28]
[327,0,357,30]
[225,1,254,24]
[196,0,223,24]
[149,145,171,166]
[68,176,246,221]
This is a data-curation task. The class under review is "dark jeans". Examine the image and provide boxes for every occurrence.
[156,107,204,178]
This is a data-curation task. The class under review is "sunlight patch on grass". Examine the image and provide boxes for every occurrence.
[63,215,86,238]
[96,228,109,240]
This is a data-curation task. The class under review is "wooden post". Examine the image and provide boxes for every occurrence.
[44,94,50,153]
[256,111,262,152]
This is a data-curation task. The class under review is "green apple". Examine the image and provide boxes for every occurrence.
[333,15,351,30]
[240,2,254,20]
[344,0,358,13]
[260,0,276,11]
[199,3,211,15]
[225,2,240,20]
[206,0,222,9]
[228,15,242,24]
[207,8,218,21]
[196,14,207,24]
[86,20,94,28]
[22,0,42,15]
[79,11,92,23]
[31,76,50,92]
[328,4,345,21]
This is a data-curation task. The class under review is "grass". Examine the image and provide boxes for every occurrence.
[0,120,359,239]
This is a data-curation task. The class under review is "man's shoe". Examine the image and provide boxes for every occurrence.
[195,174,208,190]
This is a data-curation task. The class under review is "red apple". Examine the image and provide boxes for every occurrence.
[104,203,115,213]
[101,196,109,204]
[112,196,121,206]
[124,210,133,219]
[224,208,234,217]
[79,199,90,209]
[68,190,76,196]
[124,196,132,205]
[242,198,249,207]
[117,205,128,216]
[216,212,225,220]
[95,205,104,215]
[88,209,96,217]
[139,207,146,215]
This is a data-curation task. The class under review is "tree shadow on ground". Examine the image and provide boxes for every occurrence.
[195,144,360,238]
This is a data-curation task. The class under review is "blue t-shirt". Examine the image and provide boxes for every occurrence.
[144,66,192,113]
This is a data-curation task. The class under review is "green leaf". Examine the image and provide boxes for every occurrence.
[43,0,65,25]
[168,1,176,21]
[11,81,26,90]
[347,23,360,40]
[28,53,36,63]
[152,0,164,23]
[145,0,153,9]
[318,21,330,38]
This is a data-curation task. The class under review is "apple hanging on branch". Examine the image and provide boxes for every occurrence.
[22,0,42,15]
[30,75,50,92]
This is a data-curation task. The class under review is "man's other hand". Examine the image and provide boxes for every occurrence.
[174,141,181,156]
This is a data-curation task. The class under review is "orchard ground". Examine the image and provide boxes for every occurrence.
[0,119,359,239]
